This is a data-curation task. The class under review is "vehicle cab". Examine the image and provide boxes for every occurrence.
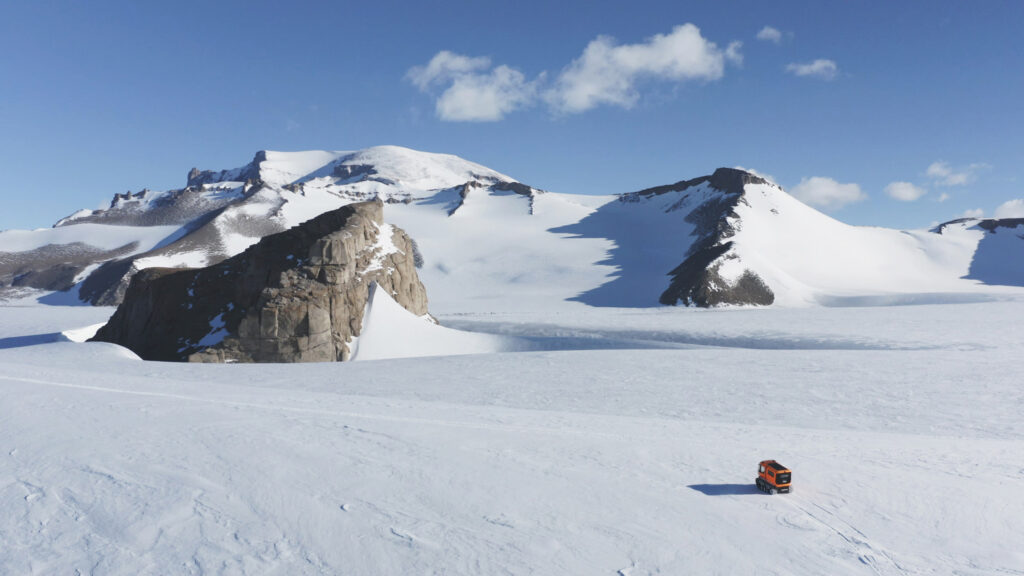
[756,460,792,494]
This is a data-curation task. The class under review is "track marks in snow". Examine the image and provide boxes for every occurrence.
[785,498,908,576]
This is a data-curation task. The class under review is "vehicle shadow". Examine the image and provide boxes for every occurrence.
[687,483,760,496]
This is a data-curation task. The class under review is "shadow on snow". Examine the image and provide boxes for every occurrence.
[687,483,760,496]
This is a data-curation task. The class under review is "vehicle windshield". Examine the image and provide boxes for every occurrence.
[776,473,791,484]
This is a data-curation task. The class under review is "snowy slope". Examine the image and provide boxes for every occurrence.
[725,182,1012,305]
[350,284,522,360]
[2,148,1023,308]
[2,300,1023,575]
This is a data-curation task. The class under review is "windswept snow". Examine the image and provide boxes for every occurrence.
[350,284,519,360]
[2,300,1023,575]
[0,223,182,254]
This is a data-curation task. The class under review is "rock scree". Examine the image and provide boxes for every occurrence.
[90,200,429,362]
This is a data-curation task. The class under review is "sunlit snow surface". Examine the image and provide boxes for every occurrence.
[2,299,1023,575]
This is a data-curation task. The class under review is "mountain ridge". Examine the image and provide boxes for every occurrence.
[2,146,1022,310]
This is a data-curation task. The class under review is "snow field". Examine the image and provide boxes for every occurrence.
[2,301,1023,575]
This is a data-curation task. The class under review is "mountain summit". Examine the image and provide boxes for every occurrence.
[1,148,1022,310]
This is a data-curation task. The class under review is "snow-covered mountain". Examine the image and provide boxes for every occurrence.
[1,146,1022,310]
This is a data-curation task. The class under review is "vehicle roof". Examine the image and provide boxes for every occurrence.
[766,461,788,471]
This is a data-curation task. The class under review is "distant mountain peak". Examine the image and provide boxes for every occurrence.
[636,167,771,197]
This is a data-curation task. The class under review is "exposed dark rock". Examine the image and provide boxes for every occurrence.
[659,242,774,306]
[78,258,137,306]
[651,168,775,307]
[493,181,538,197]
[186,151,265,188]
[445,179,537,216]
[630,167,769,199]
[0,242,139,297]
[978,218,1024,233]
[332,163,378,181]
[932,217,1024,235]
[90,200,429,363]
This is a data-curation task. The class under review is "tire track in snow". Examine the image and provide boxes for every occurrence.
[785,497,907,576]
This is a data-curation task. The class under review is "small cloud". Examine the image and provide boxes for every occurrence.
[406,51,491,90]
[791,176,866,211]
[725,41,744,66]
[961,208,984,219]
[435,65,539,122]
[926,161,988,187]
[994,198,1024,219]
[885,181,927,202]
[407,51,538,122]
[546,24,740,114]
[786,59,838,80]
[756,26,782,44]
[937,192,951,202]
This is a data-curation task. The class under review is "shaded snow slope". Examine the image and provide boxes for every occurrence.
[2,302,1023,575]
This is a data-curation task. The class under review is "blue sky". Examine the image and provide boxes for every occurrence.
[1,0,1022,231]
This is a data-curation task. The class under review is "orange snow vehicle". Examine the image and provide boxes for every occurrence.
[756,460,792,494]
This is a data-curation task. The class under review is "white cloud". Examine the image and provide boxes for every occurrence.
[434,66,538,122]
[994,199,1024,219]
[756,26,782,44]
[961,208,984,219]
[409,25,741,120]
[546,24,739,114]
[406,51,538,122]
[885,181,927,202]
[937,192,951,202]
[785,59,838,80]
[926,161,987,187]
[406,51,491,90]
[791,176,866,210]
[725,41,744,66]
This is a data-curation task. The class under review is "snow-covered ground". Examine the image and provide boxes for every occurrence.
[2,299,1023,575]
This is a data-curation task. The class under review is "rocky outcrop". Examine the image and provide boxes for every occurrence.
[977,217,1024,233]
[90,200,429,363]
[630,167,769,200]
[656,168,775,307]
[445,178,542,216]
[0,242,139,297]
[659,241,774,306]
[186,151,265,188]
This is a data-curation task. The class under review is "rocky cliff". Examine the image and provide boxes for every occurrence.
[90,200,429,362]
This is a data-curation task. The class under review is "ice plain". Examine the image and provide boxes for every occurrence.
[2,294,1023,575]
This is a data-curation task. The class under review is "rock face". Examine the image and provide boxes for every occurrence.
[90,200,429,362]
[650,168,775,307]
